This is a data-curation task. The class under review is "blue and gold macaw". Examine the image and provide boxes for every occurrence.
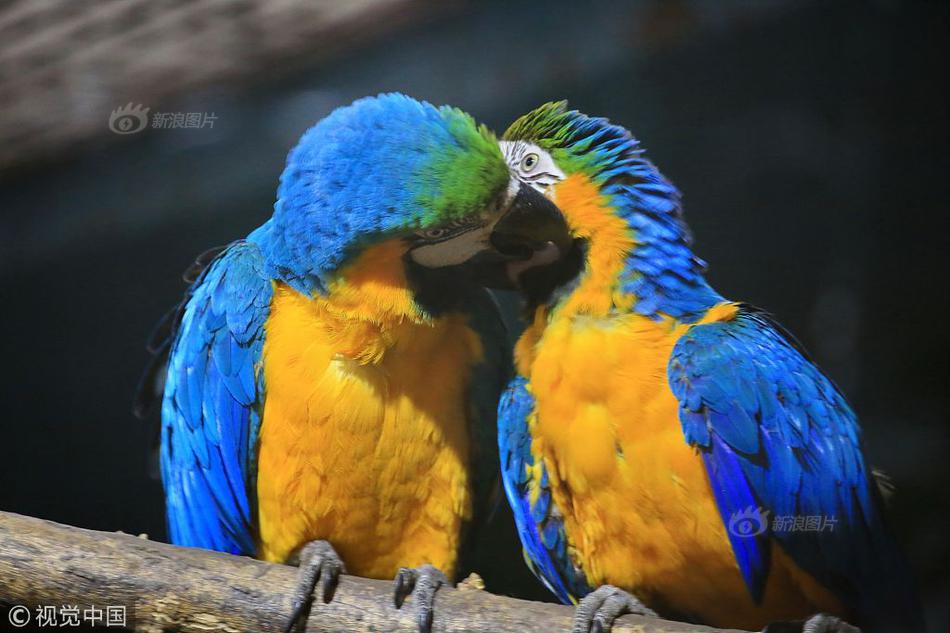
[148,94,567,632]
[495,102,922,633]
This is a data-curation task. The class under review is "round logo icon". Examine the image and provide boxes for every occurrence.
[109,103,150,135]
[7,605,30,628]
[728,505,769,538]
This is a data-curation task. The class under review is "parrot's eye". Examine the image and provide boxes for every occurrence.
[520,153,540,173]
[420,228,449,239]
[412,219,481,244]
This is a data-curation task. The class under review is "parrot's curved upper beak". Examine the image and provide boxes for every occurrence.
[491,182,572,260]
[470,181,573,289]
[404,180,573,297]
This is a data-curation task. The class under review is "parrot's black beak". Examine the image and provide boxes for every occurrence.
[405,182,573,303]
[467,182,573,289]
[492,182,573,259]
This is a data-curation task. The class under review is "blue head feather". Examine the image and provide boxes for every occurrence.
[250,93,508,295]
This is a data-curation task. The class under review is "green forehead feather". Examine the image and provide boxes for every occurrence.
[503,101,638,179]
[412,107,509,225]
[503,100,573,147]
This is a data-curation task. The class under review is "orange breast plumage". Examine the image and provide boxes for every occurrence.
[255,242,484,580]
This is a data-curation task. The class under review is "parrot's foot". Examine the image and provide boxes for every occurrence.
[762,613,861,633]
[393,563,448,633]
[571,585,657,633]
[283,540,346,633]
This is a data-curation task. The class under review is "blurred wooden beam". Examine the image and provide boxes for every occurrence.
[0,0,461,170]
[0,511,746,632]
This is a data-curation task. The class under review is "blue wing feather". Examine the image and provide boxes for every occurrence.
[498,376,591,604]
[160,241,272,555]
[669,306,921,625]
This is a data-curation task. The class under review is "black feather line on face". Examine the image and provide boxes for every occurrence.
[406,221,485,247]
[521,171,557,183]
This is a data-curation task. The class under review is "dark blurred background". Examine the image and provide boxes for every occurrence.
[1,0,947,628]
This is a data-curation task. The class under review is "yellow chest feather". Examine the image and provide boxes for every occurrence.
[521,307,843,627]
[521,174,842,627]
[255,243,482,580]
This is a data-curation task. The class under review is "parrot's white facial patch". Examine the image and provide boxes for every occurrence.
[407,224,494,268]
[500,141,565,192]
[407,181,518,269]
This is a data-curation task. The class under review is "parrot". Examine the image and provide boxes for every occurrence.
[141,94,569,633]
[493,102,923,633]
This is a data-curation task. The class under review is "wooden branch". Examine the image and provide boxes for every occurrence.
[0,511,745,633]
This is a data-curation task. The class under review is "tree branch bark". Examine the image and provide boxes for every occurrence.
[0,511,746,633]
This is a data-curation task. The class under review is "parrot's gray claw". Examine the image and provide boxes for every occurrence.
[283,540,346,633]
[393,563,448,633]
[572,585,657,633]
[762,613,862,633]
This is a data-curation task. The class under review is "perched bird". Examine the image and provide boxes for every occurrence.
[494,102,922,633]
[144,94,568,632]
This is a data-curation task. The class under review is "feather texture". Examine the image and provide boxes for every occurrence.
[157,95,515,584]
[669,306,920,625]
[161,241,271,554]
[499,103,922,631]
[498,376,590,603]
